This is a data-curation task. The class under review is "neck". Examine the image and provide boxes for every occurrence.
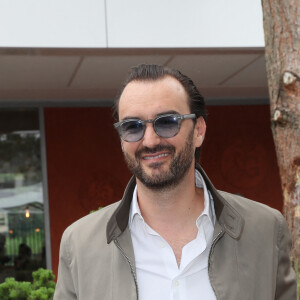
[136,166,204,232]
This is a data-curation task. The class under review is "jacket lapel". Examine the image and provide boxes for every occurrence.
[197,164,244,240]
[106,164,245,243]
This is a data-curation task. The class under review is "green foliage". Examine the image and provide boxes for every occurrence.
[31,269,55,291]
[0,268,56,300]
[89,207,102,214]
[28,287,55,300]
[0,278,31,300]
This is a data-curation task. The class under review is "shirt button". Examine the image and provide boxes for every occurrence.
[174,280,179,286]
[160,243,165,248]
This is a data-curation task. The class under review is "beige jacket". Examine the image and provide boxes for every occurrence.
[54,165,297,300]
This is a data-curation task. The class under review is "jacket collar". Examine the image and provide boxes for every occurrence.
[197,165,244,239]
[106,164,244,243]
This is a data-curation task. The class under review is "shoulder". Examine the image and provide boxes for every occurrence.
[61,201,121,244]
[218,190,287,234]
[219,190,283,219]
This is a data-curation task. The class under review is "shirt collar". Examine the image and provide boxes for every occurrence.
[129,186,142,228]
[195,170,216,227]
[129,170,215,229]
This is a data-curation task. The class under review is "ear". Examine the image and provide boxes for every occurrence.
[194,117,206,148]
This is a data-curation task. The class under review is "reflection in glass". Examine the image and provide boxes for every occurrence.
[0,109,46,282]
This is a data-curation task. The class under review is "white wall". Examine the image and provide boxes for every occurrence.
[0,0,107,47]
[0,0,264,48]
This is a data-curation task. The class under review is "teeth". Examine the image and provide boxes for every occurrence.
[144,153,169,160]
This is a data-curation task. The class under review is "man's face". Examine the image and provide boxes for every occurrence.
[118,76,205,190]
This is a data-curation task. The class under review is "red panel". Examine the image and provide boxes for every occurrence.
[201,105,282,211]
[45,105,282,277]
[45,107,131,277]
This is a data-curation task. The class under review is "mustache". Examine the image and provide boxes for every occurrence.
[135,144,175,158]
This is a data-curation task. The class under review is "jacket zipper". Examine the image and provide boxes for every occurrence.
[208,229,224,300]
[114,229,223,300]
[113,238,139,300]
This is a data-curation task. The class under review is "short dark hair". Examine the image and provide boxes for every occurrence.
[113,64,207,162]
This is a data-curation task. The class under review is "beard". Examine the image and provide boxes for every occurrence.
[123,129,195,191]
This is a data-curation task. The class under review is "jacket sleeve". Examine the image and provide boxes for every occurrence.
[54,229,77,300]
[275,212,297,300]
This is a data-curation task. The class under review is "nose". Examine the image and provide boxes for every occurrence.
[142,123,161,148]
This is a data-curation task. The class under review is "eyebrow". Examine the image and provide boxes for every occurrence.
[121,110,180,121]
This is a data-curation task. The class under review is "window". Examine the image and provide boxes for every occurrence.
[0,108,47,282]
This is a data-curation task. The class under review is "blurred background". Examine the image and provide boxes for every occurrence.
[0,0,281,279]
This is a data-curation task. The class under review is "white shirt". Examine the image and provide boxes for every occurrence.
[129,170,217,300]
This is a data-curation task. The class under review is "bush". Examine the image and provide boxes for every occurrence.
[0,268,56,300]
[89,206,102,214]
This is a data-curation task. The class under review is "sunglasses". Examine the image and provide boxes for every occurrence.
[114,113,196,142]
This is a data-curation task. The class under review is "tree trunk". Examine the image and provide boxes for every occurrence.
[262,0,300,285]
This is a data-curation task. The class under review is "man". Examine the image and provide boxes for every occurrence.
[54,64,296,299]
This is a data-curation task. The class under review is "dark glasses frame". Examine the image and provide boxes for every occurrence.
[114,113,196,142]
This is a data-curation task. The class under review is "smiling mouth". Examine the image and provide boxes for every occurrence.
[143,153,169,160]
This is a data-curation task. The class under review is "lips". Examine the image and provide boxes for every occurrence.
[143,153,169,160]
[136,145,175,162]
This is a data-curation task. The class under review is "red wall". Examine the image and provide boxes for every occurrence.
[201,106,282,210]
[45,107,131,276]
[44,105,283,276]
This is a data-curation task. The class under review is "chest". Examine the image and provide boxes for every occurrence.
[156,222,199,264]
[130,222,216,300]
[166,236,195,266]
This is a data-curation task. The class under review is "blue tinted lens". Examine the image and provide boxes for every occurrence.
[154,115,179,138]
[120,120,145,142]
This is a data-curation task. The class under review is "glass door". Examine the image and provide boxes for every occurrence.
[0,108,46,282]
